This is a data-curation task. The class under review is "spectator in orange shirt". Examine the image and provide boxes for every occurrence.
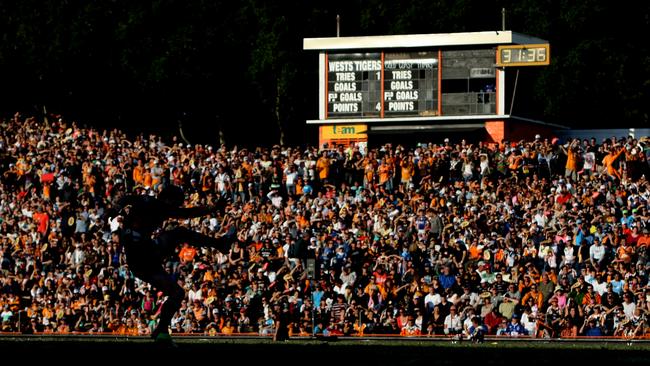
[400,156,415,188]
[316,151,331,184]
[378,158,393,191]
[33,209,49,237]
[400,317,421,336]
[602,146,626,180]
[132,159,145,185]
[637,229,650,248]
[521,283,544,309]
[362,157,376,188]
[581,285,601,305]
[179,242,198,264]
[561,139,580,181]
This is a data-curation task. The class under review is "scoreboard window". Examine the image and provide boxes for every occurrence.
[441,49,496,116]
[327,53,382,118]
[383,52,438,117]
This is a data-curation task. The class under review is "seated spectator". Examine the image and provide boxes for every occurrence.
[400,317,421,336]
[444,306,462,335]
[0,112,647,341]
[581,318,604,337]
[467,316,488,343]
[505,314,528,336]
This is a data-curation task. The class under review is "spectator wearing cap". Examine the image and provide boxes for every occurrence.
[505,313,528,336]
[581,317,604,336]
[620,209,635,227]
[553,286,569,310]
[545,296,563,336]
[1,113,649,339]
[499,283,520,319]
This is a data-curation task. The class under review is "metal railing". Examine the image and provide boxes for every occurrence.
[2,331,649,342]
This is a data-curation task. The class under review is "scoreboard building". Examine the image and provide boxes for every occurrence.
[303,31,560,148]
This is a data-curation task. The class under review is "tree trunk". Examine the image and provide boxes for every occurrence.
[275,81,284,146]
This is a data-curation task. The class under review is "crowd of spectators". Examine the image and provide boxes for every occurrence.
[0,112,649,339]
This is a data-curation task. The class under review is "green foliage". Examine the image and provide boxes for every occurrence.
[0,0,648,145]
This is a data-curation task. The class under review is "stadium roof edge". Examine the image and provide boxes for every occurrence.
[306,114,509,124]
[303,31,547,51]
[510,115,569,130]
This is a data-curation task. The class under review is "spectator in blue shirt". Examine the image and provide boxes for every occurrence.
[582,318,604,336]
[620,210,634,226]
[506,314,528,336]
[439,266,456,290]
[468,316,488,343]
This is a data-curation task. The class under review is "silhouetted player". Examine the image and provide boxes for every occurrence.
[117,185,234,343]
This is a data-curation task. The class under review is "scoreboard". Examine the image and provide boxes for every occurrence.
[326,51,439,119]
[308,31,552,124]
[327,53,382,117]
[384,52,438,116]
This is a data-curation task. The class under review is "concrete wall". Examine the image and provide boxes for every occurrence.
[485,120,555,143]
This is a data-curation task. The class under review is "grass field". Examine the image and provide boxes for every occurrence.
[2,336,649,365]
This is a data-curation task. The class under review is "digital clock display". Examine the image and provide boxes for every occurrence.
[496,44,550,67]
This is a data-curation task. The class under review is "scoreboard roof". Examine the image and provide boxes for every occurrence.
[304,31,547,51]
[307,114,506,125]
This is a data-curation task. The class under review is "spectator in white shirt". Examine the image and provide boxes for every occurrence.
[424,287,442,313]
[444,306,462,335]
[589,239,606,268]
